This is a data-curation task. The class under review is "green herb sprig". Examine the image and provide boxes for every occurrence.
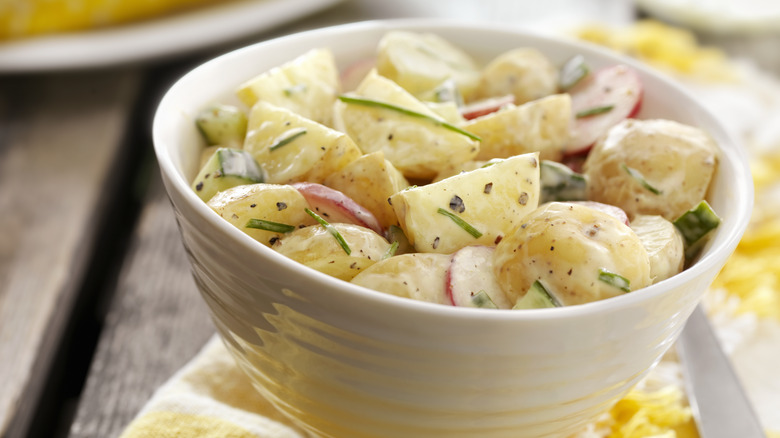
[436,207,482,238]
[338,95,481,142]
[305,208,351,255]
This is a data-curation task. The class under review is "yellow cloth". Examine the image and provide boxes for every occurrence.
[119,335,697,438]
[119,336,306,438]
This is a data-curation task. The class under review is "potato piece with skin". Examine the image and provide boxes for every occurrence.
[207,183,316,247]
[630,214,685,284]
[351,253,452,304]
[390,153,540,254]
[494,202,651,306]
[466,94,572,162]
[335,70,479,180]
[376,31,481,99]
[583,119,718,221]
[244,101,361,185]
[273,223,390,281]
[236,48,340,126]
[324,151,410,230]
[472,48,559,104]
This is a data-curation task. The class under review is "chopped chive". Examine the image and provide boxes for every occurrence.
[245,218,296,233]
[513,280,561,309]
[283,83,307,96]
[560,54,590,91]
[338,95,481,141]
[269,128,307,151]
[673,200,721,247]
[383,240,399,260]
[436,207,482,238]
[540,160,587,202]
[480,158,503,169]
[305,208,351,255]
[621,163,662,195]
[471,290,498,309]
[576,105,614,118]
[598,268,631,292]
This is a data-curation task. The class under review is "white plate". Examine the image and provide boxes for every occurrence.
[636,0,780,34]
[0,0,343,73]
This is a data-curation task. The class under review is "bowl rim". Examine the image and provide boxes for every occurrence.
[153,17,754,322]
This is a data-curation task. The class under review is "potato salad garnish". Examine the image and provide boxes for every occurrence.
[190,31,722,310]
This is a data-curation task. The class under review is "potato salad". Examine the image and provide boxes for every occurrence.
[190,31,721,310]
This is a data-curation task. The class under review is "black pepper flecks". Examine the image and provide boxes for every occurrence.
[250,203,257,208]
[518,192,529,205]
[276,202,287,211]
[195,182,204,191]
[432,237,440,250]
[484,182,493,194]
[449,195,466,213]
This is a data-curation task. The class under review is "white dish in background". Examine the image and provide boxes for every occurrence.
[637,0,780,74]
[0,0,342,73]
[636,0,780,34]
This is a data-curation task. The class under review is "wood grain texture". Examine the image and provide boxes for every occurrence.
[68,176,215,438]
[0,71,141,438]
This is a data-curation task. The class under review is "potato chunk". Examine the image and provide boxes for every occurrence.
[335,70,479,180]
[472,48,559,104]
[351,253,452,304]
[207,183,316,247]
[324,151,410,230]
[244,102,361,185]
[583,119,718,221]
[236,48,340,126]
[630,215,685,284]
[466,94,571,162]
[273,223,390,281]
[390,153,540,254]
[376,31,480,99]
[494,202,651,306]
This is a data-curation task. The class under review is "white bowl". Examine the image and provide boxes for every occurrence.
[153,19,753,438]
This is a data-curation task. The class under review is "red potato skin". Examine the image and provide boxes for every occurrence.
[340,57,376,92]
[564,64,644,156]
[291,182,384,235]
[460,94,515,120]
[445,245,500,307]
[444,264,458,306]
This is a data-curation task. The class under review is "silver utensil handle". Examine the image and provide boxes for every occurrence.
[677,304,766,438]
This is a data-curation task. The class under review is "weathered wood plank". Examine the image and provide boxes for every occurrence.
[0,70,142,438]
[68,175,215,438]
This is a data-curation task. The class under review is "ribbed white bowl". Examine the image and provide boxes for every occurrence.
[153,19,753,438]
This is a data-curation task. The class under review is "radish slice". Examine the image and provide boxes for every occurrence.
[459,94,515,120]
[291,182,383,235]
[565,65,643,155]
[568,201,630,225]
[445,245,511,308]
[340,57,376,92]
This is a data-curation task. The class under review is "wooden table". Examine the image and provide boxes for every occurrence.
[0,4,363,437]
[1,2,774,437]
